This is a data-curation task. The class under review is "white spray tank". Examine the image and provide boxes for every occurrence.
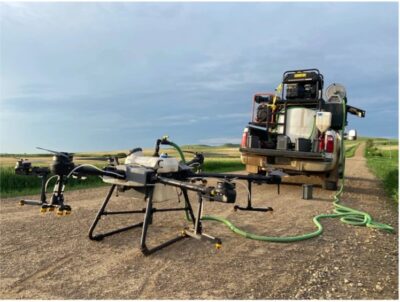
[157,153,180,173]
[124,148,179,173]
[315,111,332,133]
[124,148,179,202]
[315,111,332,152]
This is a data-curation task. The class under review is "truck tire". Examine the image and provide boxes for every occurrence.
[323,180,338,191]
[323,157,340,190]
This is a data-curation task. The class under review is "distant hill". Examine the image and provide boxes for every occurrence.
[0,153,52,157]
[179,144,212,149]
[0,143,239,158]
[179,143,240,149]
[221,143,240,148]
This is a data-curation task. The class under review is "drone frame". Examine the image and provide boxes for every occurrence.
[88,181,222,255]
[15,138,281,255]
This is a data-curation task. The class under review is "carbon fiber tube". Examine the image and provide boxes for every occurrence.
[72,166,125,179]
[195,172,281,184]
[157,176,209,194]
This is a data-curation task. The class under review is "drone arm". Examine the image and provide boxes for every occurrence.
[70,165,125,179]
[194,172,281,185]
[157,176,209,194]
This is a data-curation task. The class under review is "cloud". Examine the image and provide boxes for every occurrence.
[0,2,397,153]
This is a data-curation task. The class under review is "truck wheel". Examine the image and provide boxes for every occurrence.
[323,180,338,191]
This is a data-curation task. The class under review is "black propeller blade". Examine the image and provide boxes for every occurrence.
[36,147,72,159]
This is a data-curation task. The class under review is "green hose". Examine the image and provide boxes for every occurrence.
[201,98,394,241]
[202,179,393,242]
[165,140,192,221]
[168,141,186,164]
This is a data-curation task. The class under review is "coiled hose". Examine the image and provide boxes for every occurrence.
[201,177,394,242]
[170,99,394,242]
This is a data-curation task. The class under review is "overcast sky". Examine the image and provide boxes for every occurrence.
[0,2,398,153]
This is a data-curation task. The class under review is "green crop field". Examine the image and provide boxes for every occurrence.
[202,158,244,172]
[0,166,107,198]
[365,138,398,203]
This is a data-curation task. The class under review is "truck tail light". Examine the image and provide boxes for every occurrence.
[241,128,249,148]
[325,135,334,153]
[319,136,325,152]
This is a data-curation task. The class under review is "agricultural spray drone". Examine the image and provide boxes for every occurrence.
[15,137,282,255]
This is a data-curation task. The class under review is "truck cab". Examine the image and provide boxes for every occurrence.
[240,69,365,190]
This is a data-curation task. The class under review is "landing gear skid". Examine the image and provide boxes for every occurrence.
[19,174,72,215]
[88,185,221,256]
[233,180,274,213]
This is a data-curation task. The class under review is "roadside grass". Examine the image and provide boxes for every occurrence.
[365,139,398,203]
[345,143,359,158]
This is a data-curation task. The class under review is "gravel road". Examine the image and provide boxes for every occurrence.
[0,144,398,299]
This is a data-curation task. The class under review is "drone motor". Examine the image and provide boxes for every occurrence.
[51,153,75,176]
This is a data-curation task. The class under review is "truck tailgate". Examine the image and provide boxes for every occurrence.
[240,147,331,161]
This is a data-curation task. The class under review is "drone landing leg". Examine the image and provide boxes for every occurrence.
[233,180,273,213]
[20,173,49,207]
[46,176,72,215]
[88,185,144,241]
[50,176,64,206]
[184,192,222,247]
[39,174,47,203]
[140,188,194,256]
[182,188,196,222]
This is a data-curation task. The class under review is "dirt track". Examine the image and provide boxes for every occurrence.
[0,144,398,299]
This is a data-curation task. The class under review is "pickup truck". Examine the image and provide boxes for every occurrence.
[239,69,365,190]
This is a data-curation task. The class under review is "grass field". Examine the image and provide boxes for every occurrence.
[365,138,398,203]
[0,166,107,198]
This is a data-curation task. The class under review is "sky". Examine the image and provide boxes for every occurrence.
[0,2,398,153]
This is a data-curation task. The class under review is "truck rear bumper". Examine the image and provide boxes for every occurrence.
[239,147,330,161]
[240,148,335,173]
